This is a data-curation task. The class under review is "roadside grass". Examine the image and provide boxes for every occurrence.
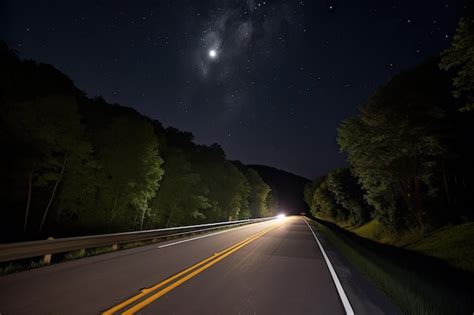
[407,222,474,273]
[352,219,474,272]
[63,245,117,260]
[0,260,44,275]
[352,219,389,241]
[309,218,474,315]
[121,240,153,250]
[64,249,87,260]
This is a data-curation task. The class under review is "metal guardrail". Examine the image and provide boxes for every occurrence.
[0,217,277,263]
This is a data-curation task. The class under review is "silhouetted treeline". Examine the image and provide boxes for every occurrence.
[249,165,310,215]
[305,18,474,233]
[0,41,278,242]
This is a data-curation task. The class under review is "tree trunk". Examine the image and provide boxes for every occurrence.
[166,211,173,228]
[139,208,147,231]
[396,178,411,209]
[39,151,68,232]
[443,172,451,204]
[24,170,33,232]
[166,200,180,227]
[109,188,119,225]
[56,197,64,222]
[413,176,423,226]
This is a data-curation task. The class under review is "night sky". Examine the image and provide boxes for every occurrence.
[1,0,470,178]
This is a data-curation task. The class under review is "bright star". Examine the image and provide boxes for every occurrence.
[209,49,217,58]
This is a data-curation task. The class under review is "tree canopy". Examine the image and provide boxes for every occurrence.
[0,41,275,242]
[440,16,474,112]
[305,46,473,233]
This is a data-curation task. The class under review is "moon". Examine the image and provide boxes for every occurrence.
[209,49,217,58]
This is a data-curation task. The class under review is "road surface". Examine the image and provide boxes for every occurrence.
[0,216,398,314]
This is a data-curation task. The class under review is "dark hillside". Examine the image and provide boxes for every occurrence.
[249,165,310,215]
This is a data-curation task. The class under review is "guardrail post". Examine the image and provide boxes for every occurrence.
[42,237,54,264]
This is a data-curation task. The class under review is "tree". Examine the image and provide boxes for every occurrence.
[304,178,321,216]
[244,168,271,218]
[304,181,318,212]
[232,162,272,219]
[266,190,279,215]
[2,94,93,233]
[338,60,451,228]
[311,177,340,222]
[237,175,251,220]
[326,168,371,226]
[191,144,248,221]
[92,115,164,230]
[0,40,19,61]
[149,147,210,227]
[1,44,92,238]
[440,17,474,112]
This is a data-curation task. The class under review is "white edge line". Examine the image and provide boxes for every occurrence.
[304,218,355,315]
[157,220,271,248]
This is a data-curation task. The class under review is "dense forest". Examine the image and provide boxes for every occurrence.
[250,165,309,214]
[304,17,474,241]
[0,40,289,242]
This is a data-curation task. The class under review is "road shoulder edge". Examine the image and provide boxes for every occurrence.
[304,218,355,315]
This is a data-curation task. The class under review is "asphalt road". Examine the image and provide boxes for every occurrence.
[0,216,398,314]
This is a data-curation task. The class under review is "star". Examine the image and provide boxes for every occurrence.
[209,49,217,58]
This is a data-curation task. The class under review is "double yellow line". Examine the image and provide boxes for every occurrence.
[102,222,281,315]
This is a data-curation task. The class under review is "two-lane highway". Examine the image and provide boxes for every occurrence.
[0,216,396,314]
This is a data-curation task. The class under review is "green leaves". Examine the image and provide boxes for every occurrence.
[304,168,372,227]
[337,59,458,229]
[440,17,474,111]
[92,115,164,230]
[242,168,271,218]
[148,147,209,227]
[327,168,371,226]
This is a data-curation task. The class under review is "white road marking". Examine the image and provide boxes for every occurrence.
[304,218,355,315]
[157,221,271,249]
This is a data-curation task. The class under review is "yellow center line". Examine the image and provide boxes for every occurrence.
[122,222,281,315]
[102,221,281,315]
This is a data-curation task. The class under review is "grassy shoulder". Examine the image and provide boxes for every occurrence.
[352,219,474,273]
[352,219,424,246]
[407,222,474,273]
[309,218,474,315]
